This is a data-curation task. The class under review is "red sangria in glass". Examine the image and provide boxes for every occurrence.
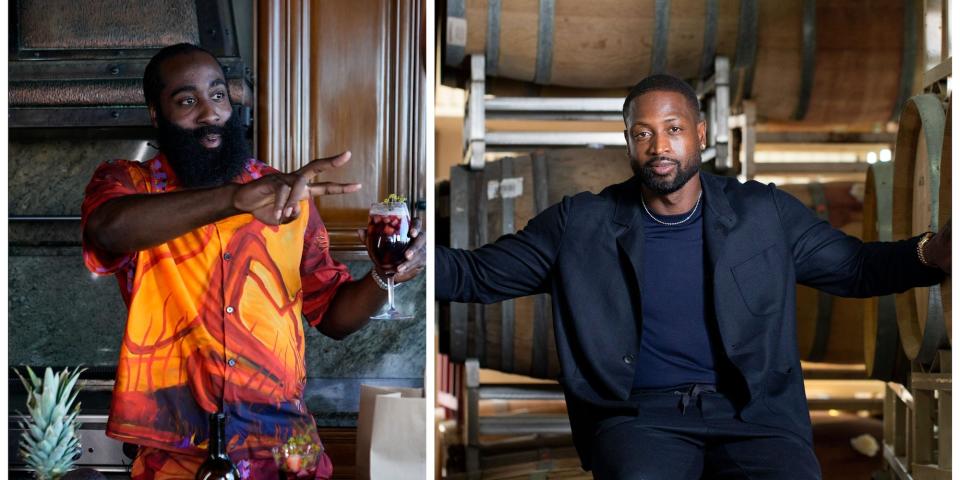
[366,197,413,320]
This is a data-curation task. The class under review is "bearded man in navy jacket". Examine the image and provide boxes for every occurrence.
[435,74,951,479]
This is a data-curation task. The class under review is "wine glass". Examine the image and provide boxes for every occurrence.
[365,201,414,320]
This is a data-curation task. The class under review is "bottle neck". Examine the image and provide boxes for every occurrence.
[208,413,229,459]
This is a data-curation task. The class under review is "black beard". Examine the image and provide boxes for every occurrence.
[632,153,701,195]
[156,112,250,188]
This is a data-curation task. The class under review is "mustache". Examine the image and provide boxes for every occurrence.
[192,124,226,139]
[643,156,679,167]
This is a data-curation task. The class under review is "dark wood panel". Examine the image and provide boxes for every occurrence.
[319,427,358,480]
[256,0,425,251]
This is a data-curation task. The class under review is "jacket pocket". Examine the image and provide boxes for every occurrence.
[731,245,784,316]
[762,367,811,431]
[764,367,794,398]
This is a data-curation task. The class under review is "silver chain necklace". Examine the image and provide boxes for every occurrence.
[641,190,702,226]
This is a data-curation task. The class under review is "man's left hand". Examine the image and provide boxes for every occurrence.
[393,217,426,282]
[926,221,951,274]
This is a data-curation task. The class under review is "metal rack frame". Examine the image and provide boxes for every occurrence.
[462,54,742,172]
[463,55,869,181]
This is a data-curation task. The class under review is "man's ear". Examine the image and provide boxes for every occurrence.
[697,120,706,148]
[148,104,159,128]
[623,129,631,155]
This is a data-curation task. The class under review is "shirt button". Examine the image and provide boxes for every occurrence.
[227,358,237,367]
[223,252,232,261]
[225,306,235,314]
[623,354,634,365]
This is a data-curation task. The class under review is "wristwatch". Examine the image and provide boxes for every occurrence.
[917,231,936,267]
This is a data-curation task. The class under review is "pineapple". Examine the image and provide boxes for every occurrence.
[15,366,85,480]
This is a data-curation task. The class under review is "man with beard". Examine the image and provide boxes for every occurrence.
[81,43,425,479]
[435,74,950,478]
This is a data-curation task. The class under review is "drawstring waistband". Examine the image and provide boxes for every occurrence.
[678,384,716,415]
[629,383,719,415]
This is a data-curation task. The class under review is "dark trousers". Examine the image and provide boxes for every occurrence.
[590,385,821,480]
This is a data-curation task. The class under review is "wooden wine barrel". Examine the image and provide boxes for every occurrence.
[442,148,633,379]
[862,162,908,381]
[446,0,742,87]
[891,94,949,365]
[445,0,916,128]
[780,182,866,364]
[924,96,952,350]
[752,0,912,127]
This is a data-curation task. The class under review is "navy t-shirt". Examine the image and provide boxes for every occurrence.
[633,200,722,389]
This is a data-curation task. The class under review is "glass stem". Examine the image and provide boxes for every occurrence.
[387,275,396,311]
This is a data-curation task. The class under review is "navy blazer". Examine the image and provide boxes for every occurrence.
[436,172,943,470]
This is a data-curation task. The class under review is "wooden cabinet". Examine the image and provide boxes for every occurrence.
[256,0,426,252]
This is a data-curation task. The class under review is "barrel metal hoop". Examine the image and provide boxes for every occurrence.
[531,151,551,377]
[891,0,919,122]
[699,0,719,80]
[485,0,502,76]
[805,181,831,362]
[867,164,899,380]
[500,157,516,372]
[915,284,949,366]
[448,166,471,362]
[652,0,671,74]
[472,169,489,361]
[732,0,758,102]
[808,181,829,222]
[792,0,817,121]
[913,95,945,230]
[446,0,467,66]
[874,161,895,242]
[534,0,556,84]
[808,290,833,362]
[869,294,900,380]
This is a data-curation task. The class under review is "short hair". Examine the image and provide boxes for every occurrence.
[621,74,701,123]
[142,43,224,109]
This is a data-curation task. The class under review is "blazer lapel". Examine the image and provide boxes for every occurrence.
[701,173,738,270]
[613,178,644,295]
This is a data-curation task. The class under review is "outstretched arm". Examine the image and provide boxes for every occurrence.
[775,186,946,297]
[85,152,361,254]
[437,199,567,304]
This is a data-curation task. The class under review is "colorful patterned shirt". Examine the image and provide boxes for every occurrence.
[81,153,351,468]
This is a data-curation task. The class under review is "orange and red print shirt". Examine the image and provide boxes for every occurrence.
[81,153,351,463]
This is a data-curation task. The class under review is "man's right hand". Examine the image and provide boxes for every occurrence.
[233,151,362,225]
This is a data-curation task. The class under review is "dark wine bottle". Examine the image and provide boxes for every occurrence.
[195,413,241,480]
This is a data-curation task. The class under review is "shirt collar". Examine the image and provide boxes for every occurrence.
[147,152,264,192]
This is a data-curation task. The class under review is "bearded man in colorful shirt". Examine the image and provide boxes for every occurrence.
[81,43,425,479]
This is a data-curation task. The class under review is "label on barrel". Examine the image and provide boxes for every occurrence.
[446,17,467,47]
[487,178,524,200]
[500,178,523,198]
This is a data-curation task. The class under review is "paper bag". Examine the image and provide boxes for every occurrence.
[356,385,426,480]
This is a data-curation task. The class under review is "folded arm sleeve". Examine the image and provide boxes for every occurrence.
[773,185,943,297]
[436,199,568,304]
